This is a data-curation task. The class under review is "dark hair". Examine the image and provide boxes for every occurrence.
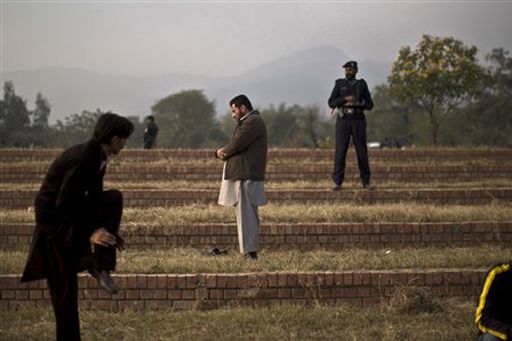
[229,94,253,111]
[146,115,155,122]
[93,112,134,144]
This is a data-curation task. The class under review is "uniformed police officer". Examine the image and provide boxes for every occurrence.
[328,60,374,190]
[143,115,159,149]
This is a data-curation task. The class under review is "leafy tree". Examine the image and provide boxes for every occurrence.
[367,84,417,147]
[25,93,53,147]
[219,103,331,148]
[388,35,486,145]
[33,93,51,128]
[124,115,146,149]
[0,82,33,146]
[259,103,331,148]
[261,104,298,147]
[151,90,223,148]
[218,110,236,140]
[51,110,103,147]
[441,48,512,146]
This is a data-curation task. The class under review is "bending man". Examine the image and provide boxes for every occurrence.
[21,113,134,341]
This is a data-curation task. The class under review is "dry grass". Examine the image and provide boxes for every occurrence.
[2,178,512,191]
[2,245,509,274]
[2,157,509,168]
[0,297,477,341]
[2,202,511,225]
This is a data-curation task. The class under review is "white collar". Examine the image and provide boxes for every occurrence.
[239,110,254,122]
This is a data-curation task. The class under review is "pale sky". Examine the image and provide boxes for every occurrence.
[2,0,512,78]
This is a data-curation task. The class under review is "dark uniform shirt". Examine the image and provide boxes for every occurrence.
[328,78,374,120]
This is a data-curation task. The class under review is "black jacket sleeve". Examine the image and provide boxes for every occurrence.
[328,80,344,109]
[55,145,103,231]
[359,79,374,111]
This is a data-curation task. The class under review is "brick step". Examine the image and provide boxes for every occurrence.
[1,148,510,162]
[1,188,511,209]
[3,222,510,250]
[0,269,487,311]
[2,164,512,182]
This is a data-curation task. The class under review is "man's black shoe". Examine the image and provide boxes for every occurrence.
[332,184,342,191]
[202,247,229,256]
[362,183,375,190]
[91,269,119,295]
[243,251,258,260]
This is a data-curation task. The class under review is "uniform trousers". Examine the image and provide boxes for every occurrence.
[333,117,371,186]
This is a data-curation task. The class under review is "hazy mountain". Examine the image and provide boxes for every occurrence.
[2,46,391,122]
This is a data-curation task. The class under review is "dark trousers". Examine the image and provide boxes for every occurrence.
[46,190,123,341]
[333,118,371,186]
[143,138,155,149]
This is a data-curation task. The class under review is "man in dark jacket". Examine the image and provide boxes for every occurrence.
[21,113,134,341]
[328,60,374,190]
[143,115,159,149]
[215,95,267,260]
[475,262,512,340]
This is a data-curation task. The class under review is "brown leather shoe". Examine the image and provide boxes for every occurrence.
[91,269,119,295]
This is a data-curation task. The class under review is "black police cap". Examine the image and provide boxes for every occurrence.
[343,61,358,69]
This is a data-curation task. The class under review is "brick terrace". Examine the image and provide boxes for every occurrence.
[1,148,511,162]
[0,269,487,311]
[1,188,512,209]
[2,163,511,182]
[1,148,508,311]
[2,222,511,250]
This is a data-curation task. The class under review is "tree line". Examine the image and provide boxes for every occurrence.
[1,35,511,149]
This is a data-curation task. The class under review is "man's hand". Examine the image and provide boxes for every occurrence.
[90,228,117,248]
[115,235,125,251]
[344,95,356,105]
[216,148,227,159]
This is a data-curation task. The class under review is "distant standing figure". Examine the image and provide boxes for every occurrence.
[143,115,159,149]
[328,60,374,190]
[215,95,267,260]
[21,113,134,341]
[475,262,512,341]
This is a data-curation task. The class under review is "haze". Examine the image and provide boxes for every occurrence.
[2,1,512,78]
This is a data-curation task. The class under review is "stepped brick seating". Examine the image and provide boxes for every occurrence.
[1,188,512,209]
[1,163,511,182]
[1,148,511,162]
[0,148,508,311]
[2,222,511,250]
[0,269,487,311]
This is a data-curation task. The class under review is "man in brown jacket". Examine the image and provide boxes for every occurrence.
[216,95,267,259]
[21,113,134,341]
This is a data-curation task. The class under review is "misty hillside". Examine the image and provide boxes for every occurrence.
[3,46,390,122]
